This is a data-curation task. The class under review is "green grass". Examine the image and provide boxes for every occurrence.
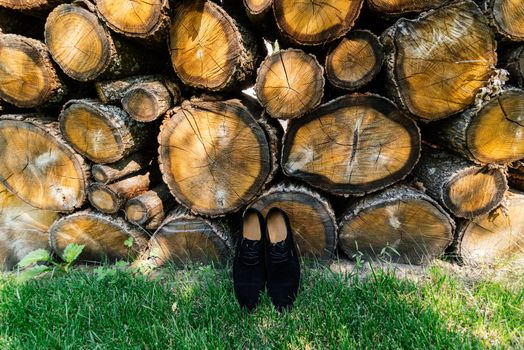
[0,263,522,349]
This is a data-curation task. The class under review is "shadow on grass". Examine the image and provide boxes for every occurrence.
[0,263,494,349]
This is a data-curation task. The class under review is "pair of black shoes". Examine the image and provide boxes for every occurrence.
[233,207,300,312]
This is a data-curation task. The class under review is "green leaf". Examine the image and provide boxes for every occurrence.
[115,260,129,268]
[63,243,84,264]
[124,236,134,248]
[16,265,51,283]
[17,249,50,268]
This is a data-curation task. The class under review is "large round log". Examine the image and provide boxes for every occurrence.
[367,0,447,16]
[125,184,175,230]
[282,94,420,196]
[251,182,337,260]
[49,210,149,263]
[383,0,497,121]
[338,185,455,265]
[158,99,275,217]
[0,33,65,108]
[486,0,524,41]
[168,0,258,91]
[0,114,89,212]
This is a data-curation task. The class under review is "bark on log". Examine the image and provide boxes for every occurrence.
[413,148,508,218]
[168,0,258,91]
[282,94,420,196]
[367,0,447,16]
[255,48,324,120]
[251,182,337,260]
[91,151,154,184]
[0,114,89,212]
[95,0,170,44]
[243,0,272,20]
[45,1,146,81]
[0,182,59,270]
[272,0,363,45]
[338,185,455,265]
[430,88,524,164]
[158,99,275,217]
[59,99,151,164]
[501,45,524,87]
[382,0,497,121]
[325,30,384,91]
[125,184,175,230]
[457,190,524,266]
[0,33,65,108]
[0,0,63,14]
[485,0,524,41]
[49,210,149,263]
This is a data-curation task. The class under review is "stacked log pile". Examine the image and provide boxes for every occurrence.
[1,0,523,270]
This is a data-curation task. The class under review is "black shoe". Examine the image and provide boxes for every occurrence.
[265,207,300,312]
[233,207,266,311]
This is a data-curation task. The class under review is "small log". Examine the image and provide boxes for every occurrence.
[368,0,447,16]
[45,1,146,81]
[431,88,524,164]
[413,148,508,218]
[0,33,65,108]
[125,184,175,230]
[168,0,258,91]
[382,0,497,121]
[338,185,455,265]
[95,0,170,44]
[122,79,180,122]
[486,0,524,41]
[325,30,384,91]
[457,190,524,266]
[243,0,272,20]
[0,0,63,14]
[251,182,337,260]
[501,45,524,88]
[0,114,89,212]
[59,99,150,164]
[91,152,154,184]
[282,94,420,196]
[255,48,324,120]
[49,210,149,263]
[272,0,363,45]
[158,99,275,217]
[0,182,59,270]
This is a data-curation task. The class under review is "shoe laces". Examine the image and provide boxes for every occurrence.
[269,241,289,263]
[241,239,260,265]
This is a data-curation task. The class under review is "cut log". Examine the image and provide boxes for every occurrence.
[168,0,258,91]
[382,0,497,121]
[0,0,62,13]
[0,182,59,271]
[88,172,154,214]
[272,0,363,45]
[413,148,508,218]
[255,48,324,120]
[282,94,420,196]
[457,190,524,266]
[486,0,524,41]
[251,182,336,259]
[0,33,65,108]
[0,114,89,212]
[158,99,274,217]
[367,0,447,16]
[96,0,170,44]
[125,184,175,230]
[49,210,149,263]
[431,88,524,164]
[45,1,145,81]
[91,152,154,184]
[325,30,384,91]
[338,185,455,265]
[122,79,180,122]
[244,0,272,19]
[501,45,524,87]
[59,99,150,164]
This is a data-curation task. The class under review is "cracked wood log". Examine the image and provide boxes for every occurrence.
[430,88,524,164]
[485,0,524,41]
[255,48,324,120]
[0,33,65,108]
[49,210,149,263]
[158,99,276,217]
[501,45,524,88]
[273,0,363,45]
[338,185,455,265]
[125,184,175,230]
[0,182,59,271]
[251,182,337,260]
[59,99,151,164]
[91,152,154,184]
[0,114,89,212]
[95,0,170,45]
[168,0,258,91]
[457,190,524,266]
[45,1,146,81]
[367,0,447,16]
[325,30,384,91]
[382,0,497,122]
[413,148,508,218]
[282,94,420,196]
